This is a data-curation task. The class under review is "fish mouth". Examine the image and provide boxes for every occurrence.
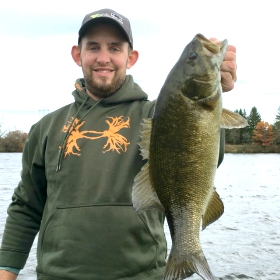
[195,34,227,55]
[180,34,227,100]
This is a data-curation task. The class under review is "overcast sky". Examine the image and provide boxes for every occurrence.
[0,0,279,132]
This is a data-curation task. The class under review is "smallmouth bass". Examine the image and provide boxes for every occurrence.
[132,34,248,279]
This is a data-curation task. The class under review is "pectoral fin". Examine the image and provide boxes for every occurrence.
[221,108,248,129]
[202,188,224,230]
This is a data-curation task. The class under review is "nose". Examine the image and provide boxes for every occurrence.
[96,49,110,64]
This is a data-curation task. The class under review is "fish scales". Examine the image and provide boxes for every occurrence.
[132,33,248,280]
[150,91,221,273]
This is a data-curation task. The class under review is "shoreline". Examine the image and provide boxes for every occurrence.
[225,144,280,153]
[1,145,280,154]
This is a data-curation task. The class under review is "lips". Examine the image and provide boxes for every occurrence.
[95,69,113,72]
[94,67,114,73]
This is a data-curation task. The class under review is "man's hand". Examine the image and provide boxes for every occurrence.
[0,270,17,280]
[210,38,237,92]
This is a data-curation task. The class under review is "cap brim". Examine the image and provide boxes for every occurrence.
[78,17,131,47]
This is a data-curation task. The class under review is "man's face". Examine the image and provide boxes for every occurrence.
[78,22,133,100]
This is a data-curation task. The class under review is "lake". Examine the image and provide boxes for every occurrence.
[1,153,280,279]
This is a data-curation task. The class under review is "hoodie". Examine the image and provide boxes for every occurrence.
[0,76,167,280]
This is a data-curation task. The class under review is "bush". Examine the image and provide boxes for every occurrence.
[0,130,28,152]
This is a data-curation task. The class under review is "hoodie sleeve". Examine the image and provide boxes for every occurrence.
[141,99,156,119]
[217,128,225,167]
[0,124,47,269]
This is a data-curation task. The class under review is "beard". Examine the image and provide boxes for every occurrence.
[83,68,126,99]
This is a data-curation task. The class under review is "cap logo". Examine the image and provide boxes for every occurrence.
[90,13,124,24]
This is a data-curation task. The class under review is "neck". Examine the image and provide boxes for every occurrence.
[86,89,101,101]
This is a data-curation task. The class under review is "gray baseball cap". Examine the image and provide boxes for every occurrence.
[78,8,133,49]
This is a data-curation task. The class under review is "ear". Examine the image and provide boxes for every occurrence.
[71,45,82,67]
[127,50,139,69]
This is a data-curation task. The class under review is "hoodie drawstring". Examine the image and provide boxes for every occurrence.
[56,98,103,171]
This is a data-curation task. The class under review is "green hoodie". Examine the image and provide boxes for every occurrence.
[0,76,167,280]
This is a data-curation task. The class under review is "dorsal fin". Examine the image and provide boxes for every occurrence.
[132,118,165,214]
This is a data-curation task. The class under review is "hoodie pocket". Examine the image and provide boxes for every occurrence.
[38,204,165,280]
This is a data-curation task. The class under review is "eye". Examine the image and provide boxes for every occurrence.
[188,52,198,60]
[89,46,99,51]
[111,47,121,52]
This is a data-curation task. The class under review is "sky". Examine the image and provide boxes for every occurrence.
[0,0,279,133]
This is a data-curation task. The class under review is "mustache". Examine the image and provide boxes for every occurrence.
[90,64,117,71]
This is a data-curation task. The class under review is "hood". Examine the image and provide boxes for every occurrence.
[72,75,148,107]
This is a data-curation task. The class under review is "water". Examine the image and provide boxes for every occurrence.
[1,153,280,279]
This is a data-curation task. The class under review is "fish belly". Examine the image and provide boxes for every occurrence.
[150,96,221,280]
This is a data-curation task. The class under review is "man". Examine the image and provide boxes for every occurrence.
[0,8,237,280]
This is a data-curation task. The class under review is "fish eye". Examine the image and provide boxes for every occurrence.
[188,52,198,60]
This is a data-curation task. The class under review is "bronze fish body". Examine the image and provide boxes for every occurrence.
[132,34,248,280]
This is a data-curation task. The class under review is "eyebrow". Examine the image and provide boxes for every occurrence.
[85,41,125,47]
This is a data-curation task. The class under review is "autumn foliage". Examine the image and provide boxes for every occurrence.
[225,106,280,150]
[252,121,274,146]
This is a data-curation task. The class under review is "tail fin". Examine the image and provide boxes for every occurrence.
[163,249,215,280]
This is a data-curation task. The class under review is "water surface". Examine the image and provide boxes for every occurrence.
[1,153,280,279]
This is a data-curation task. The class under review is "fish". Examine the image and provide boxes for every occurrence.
[132,34,248,280]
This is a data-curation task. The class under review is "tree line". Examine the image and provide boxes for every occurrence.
[0,129,28,152]
[225,106,280,146]
[0,106,280,152]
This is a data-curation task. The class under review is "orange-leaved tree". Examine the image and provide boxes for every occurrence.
[252,121,274,146]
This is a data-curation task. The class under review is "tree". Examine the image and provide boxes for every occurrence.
[237,108,250,144]
[252,121,274,146]
[0,130,28,152]
[238,109,247,119]
[274,123,280,145]
[0,122,7,138]
[225,108,250,144]
[275,106,280,122]
[273,106,280,144]
[247,107,262,141]
[227,128,241,144]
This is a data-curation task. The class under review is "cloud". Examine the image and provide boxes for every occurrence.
[1,0,280,132]
[0,8,80,38]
